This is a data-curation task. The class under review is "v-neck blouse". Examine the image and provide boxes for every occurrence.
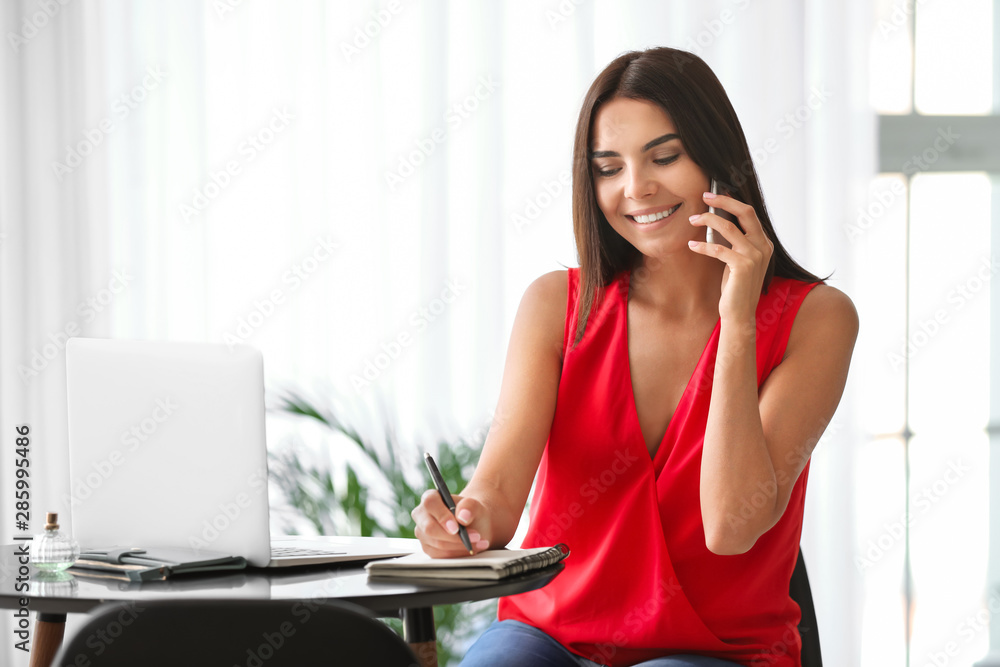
[497,267,820,667]
[624,279,721,466]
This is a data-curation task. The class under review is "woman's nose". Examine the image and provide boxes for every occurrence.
[623,164,656,200]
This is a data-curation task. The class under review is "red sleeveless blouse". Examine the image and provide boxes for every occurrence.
[498,267,820,667]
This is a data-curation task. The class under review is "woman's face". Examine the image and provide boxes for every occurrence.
[589,97,710,257]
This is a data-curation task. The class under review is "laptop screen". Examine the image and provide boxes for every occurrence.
[65,338,272,566]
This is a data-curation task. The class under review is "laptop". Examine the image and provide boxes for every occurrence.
[65,337,415,568]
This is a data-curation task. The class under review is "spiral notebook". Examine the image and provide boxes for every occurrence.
[365,544,569,580]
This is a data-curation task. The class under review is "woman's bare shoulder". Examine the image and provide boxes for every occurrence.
[524,269,569,306]
[787,284,859,358]
[798,284,858,325]
[515,270,569,357]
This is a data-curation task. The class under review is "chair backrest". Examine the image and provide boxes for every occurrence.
[53,598,420,667]
[790,548,823,667]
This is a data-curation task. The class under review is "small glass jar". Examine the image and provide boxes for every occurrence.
[30,513,80,573]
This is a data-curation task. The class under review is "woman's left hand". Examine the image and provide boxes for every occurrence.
[687,191,774,323]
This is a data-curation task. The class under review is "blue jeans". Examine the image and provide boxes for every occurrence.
[458,620,741,667]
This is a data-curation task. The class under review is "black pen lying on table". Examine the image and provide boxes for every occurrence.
[424,452,474,556]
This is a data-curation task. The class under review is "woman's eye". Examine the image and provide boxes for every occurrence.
[592,155,676,177]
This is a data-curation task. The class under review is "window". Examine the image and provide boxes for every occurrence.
[862,1,998,664]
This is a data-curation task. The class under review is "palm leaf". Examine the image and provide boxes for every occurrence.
[268,389,497,666]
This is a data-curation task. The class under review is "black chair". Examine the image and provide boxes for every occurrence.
[790,548,822,666]
[52,598,420,667]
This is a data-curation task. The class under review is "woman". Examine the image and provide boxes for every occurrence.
[411,47,858,667]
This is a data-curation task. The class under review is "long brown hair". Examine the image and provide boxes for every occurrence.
[571,47,824,347]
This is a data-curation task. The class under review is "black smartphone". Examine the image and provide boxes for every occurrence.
[707,178,742,248]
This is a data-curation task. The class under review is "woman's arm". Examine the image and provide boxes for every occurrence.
[700,284,858,555]
[689,191,859,555]
[411,270,567,557]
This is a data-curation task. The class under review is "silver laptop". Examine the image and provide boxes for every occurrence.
[65,337,415,568]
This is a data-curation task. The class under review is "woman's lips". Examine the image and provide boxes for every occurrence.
[626,203,681,227]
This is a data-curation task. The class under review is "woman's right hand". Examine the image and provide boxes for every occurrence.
[410,270,566,559]
[411,489,491,558]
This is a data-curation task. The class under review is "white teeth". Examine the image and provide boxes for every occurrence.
[633,204,680,224]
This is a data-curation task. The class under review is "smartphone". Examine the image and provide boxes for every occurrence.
[706,179,734,249]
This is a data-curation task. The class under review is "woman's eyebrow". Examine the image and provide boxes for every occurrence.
[589,133,680,159]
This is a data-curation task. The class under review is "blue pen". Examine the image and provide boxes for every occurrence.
[424,452,474,555]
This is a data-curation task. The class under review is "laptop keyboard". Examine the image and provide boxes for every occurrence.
[271,546,347,558]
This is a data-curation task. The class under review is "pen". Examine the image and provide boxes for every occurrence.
[424,452,474,555]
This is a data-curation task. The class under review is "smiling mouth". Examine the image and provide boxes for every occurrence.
[627,203,681,224]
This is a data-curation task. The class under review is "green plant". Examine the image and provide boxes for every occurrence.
[268,389,496,666]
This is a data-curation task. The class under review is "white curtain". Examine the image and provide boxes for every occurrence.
[0,1,871,665]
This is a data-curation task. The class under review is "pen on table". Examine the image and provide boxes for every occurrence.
[424,451,474,555]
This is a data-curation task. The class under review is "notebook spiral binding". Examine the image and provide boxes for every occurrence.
[499,543,569,577]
